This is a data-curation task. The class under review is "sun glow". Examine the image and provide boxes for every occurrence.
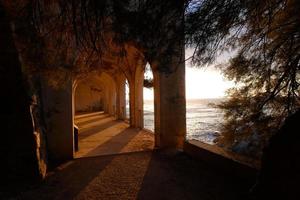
[143,49,235,100]
[185,48,235,99]
[185,66,234,99]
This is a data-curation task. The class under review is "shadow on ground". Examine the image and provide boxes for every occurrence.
[5,112,254,199]
[74,112,154,158]
[84,127,147,157]
[16,150,253,200]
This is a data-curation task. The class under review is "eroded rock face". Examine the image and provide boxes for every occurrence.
[254,109,300,200]
[0,3,47,197]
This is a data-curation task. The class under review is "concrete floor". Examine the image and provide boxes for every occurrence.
[74,112,154,158]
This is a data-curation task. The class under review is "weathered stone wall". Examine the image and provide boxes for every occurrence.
[0,3,47,196]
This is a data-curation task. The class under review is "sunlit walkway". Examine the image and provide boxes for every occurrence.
[15,113,253,199]
[18,151,252,200]
[74,112,154,158]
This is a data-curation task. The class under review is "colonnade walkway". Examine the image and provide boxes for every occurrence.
[18,112,252,200]
[74,112,154,158]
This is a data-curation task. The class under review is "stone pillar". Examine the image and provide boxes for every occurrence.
[41,76,74,161]
[115,73,126,120]
[107,85,113,115]
[108,81,116,116]
[153,56,186,151]
[101,73,116,116]
[103,85,109,113]
[150,0,186,151]
[129,66,144,128]
[129,79,137,127]
[153,70,161,148]
[111,87,116,116]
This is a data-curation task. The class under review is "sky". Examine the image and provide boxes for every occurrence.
[185,66,234,99]
[143,49,235,100]
[143,67,234,100]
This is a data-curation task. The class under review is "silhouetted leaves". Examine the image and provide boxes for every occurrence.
[186,0,300,157]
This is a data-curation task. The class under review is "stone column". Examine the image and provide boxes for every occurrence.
[103,85,109,113]
[152,55,186,151]
[151,0,186,151]
[108,80,117,116]
[115,73,126,120]
[107,85,114,115]
[129,66,144,128]
[110,86,117,116]
[101,73,116,116]
[153,70,161,148]
[41,75,74,161]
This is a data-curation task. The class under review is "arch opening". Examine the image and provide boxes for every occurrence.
[72,72,120,156]
[143,62,154,132]
[125,78,130,120]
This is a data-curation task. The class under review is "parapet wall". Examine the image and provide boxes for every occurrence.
[184,140,260,183]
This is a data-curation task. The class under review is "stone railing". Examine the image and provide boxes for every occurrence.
[184,140,260,182]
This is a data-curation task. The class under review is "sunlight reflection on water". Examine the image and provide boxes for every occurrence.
[143,99,223,145]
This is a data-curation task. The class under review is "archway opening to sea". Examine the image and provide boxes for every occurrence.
[125,78,130,120]
[143,62,154,132]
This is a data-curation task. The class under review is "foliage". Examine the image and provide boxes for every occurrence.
[185,0,300,157]
[3,0,184,82]
[143,78,153,88]
[143,62,153,88]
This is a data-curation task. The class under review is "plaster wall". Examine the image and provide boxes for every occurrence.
[75,80,103,113]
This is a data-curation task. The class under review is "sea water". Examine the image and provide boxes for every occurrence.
[142,98,224,145]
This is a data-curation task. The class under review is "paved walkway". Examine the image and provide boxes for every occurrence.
[74,112,154,158]
[18,151,253,200]
[12,112,253,200]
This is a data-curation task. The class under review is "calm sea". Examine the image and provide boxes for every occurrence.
[142,98,224,144]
